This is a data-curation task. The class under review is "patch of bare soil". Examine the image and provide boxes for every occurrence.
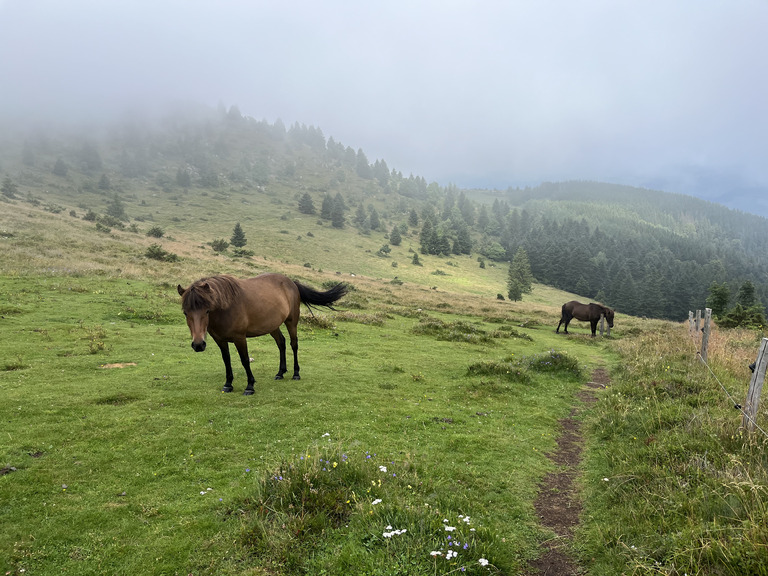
[525,368,610,576]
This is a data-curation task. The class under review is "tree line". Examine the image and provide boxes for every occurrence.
[6,103,768,324]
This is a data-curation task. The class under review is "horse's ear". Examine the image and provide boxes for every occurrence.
[177,284,185,296]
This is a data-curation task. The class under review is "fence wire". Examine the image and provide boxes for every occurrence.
[688,328,768,441]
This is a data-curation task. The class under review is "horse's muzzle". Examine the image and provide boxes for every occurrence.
[192,341,206,352]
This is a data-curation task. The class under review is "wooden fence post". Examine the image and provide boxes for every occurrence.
[689,311,694,333]
[599,316,604,336]
[695,309,702,333]
[700,308,712,364]
[742,338,768,432]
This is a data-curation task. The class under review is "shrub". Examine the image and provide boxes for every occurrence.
[145,244,179,262]
[146,226,165,238]
[209,238,229,253]
[523,350,581,377]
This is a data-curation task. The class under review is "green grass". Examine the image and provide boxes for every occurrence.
[6,154,766,574]
[0,273,612,575]
[579,320,768,575]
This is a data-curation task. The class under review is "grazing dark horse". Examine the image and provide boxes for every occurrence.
[177,273,347,395]
[556,300,614,337]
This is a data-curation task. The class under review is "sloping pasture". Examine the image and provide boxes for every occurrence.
[0,273,614,575]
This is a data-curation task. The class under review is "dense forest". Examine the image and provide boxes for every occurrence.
[1,103,767,321]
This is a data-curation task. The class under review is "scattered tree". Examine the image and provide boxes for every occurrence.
[146,226,165,238]
[298,192,316,215]
[389,225,402,246]
[105,195,127,221]
[210,239,229,253]
[52,158,68,176]
[507,247,534,301]
[230,222,247,248]
[1,176,18,199]
[706,282,730,317]
[98,174,112,191]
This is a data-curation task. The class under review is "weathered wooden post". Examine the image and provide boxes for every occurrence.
[689,311,694,333]
[695,309,702,333]
[599,315,604,336]
[700,308,712,364]
[742,338,768,432]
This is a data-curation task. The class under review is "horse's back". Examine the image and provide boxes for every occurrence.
[238,274,300,333]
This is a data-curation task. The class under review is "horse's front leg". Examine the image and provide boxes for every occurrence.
[590,320,598,337]
[214,338,235,392]
[233,337,256,395]
[270,328,288,380]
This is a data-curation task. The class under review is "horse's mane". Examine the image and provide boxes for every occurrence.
[182,275,243,311]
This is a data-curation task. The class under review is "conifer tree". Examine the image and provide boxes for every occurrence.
[1,176,18,198]
[706,281,730,317]
[298,192,316,215]
[507,247,534,301]
[321,195,334,220]
[230,222,247,248]
[389,225,402,246]
[331,195,346,228]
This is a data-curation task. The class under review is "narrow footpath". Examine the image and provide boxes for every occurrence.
[525,368,610,576]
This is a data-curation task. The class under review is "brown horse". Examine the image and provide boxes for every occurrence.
[177,273,347,395]
[556,300,614,337]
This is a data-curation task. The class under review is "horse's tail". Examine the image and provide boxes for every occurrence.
[295,281,348,312]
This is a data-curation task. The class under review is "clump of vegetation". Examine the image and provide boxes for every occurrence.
[145,244,179,262]
[146,226,165,238]
[466,360,531,384]
[235,445,501,574]
[335,311,388,326]
[524,349,581,376]
[412,317,495,344]
[209,238,229,252]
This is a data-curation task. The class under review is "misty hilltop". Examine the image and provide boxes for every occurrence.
[1,103,767,321]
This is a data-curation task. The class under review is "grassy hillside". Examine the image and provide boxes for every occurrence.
[2,109,768,575]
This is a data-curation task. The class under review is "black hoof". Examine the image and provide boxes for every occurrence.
[292,374,301,380]
[222,385,234,393]
[274,374,285,380]
[243,388,254,396]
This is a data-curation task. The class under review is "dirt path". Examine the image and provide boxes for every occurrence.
[525,368,610,576]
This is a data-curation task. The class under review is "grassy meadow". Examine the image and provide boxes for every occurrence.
[2,178,768,575]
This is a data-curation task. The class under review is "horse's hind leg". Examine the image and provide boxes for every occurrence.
[286,321,300,380]
[556,317,564,333]
[270,328,288,380]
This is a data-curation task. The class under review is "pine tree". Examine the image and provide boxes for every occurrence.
[298,192,316,215]
[331,196,346,228]
[106,195,127,221]
[706,282,730,317]
[230,222,247,248]
[507,247,534,301]
[176,167,191,188]
[419,219,437,254]
[737,280,757,308]
[321,195,334,220]
[98,174,112,191]
[369,207,380,231]
[389,225,402,246]
[1,176,18,199]
[53,158,68,176]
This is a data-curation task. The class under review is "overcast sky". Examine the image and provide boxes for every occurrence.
[1,1,766,205]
